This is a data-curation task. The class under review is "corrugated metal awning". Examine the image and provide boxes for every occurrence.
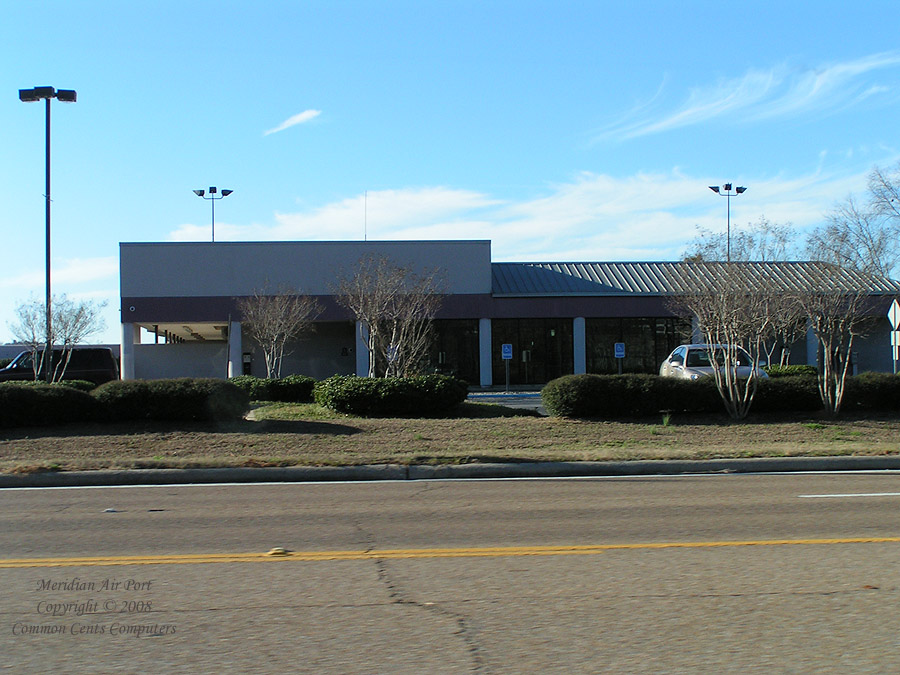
[491,261,900,296]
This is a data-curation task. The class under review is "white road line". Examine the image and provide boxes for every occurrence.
[798,493,900,498]
[3,471,900,491]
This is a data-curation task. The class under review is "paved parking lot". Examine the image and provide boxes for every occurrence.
[467,391,546,415]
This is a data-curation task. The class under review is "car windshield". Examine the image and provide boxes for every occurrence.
[9,352,33,369]
[686,348,752,368]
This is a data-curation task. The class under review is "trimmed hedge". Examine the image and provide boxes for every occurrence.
[753,375,821,413]
[0,379,96,392]
[0,383,102,428]
[314,374,468,416]
[271,375,316,402]
[542,373,825,418]
[92,378,249,422]
[56,379,97,392]
[541,374,721,418]
[843,372,900,411]
[229,374,316,403]
[228,375,272,401]
[764,364,819,378]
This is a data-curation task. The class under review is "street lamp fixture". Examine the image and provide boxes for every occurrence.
[193,186,233,242]
[708,183,747,262]
[18,86,77,382]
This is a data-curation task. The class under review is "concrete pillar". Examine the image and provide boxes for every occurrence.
[355,321,370,377]
[227,321,242,378]
[479,318,492,387]
[573,317,586,374]
[120,323,139,380]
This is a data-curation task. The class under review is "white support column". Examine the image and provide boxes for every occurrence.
[227,321,242,378]
[691,316,702,343]
[120,323,139,380]
[479,318,492,387]
[573,317,586,374]
[355,321,370,377]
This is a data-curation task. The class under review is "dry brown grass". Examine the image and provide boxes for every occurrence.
[1,402,899,474]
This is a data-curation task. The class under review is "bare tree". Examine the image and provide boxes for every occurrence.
[867,162,900,222]
[684,219,805,365]
[670,264,771,419]
[765,298,807,367]
[8,295,107,382]
[337,256,443,378]
[810,196,900,279]
[803,225,885,414]
[683,216,799,263]
[236,288,322,379]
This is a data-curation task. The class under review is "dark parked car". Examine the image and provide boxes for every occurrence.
[0,347,119,385]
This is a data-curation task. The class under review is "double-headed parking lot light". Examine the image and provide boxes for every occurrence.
[193,186,233,242]
[18,86,77,382]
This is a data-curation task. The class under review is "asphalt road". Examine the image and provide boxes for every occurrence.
[2,473,900,673]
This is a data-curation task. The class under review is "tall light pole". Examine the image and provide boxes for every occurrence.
[19,86,77,382]
[708,183,746,262]
[193,187,233,242]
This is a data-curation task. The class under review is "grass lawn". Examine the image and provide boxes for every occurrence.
[1,401,899,474]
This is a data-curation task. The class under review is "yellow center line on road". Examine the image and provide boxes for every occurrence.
[2,537,899,568]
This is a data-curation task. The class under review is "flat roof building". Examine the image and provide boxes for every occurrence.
[120,240,900,385]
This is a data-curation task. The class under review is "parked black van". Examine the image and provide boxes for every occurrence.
[0,347,119,385]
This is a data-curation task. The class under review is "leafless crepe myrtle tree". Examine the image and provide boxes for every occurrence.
[8,294,107,382]
[237,288,322,379]
[670,264,773,419]
[337,256,443,378]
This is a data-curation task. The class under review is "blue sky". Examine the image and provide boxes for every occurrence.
[3,1,900,344]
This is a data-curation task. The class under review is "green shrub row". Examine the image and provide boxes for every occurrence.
[0,383,101,428]
[228,374,316,402]
[314,374,468,416]
[540,374,720,418]
[1,379,97,392]
[92,379,249,422]
[541,372,900,419]
[843,372,900,411]
[1,378,248,428]
[764,364,819,378]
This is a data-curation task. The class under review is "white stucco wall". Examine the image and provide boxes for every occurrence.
[133,343,229,380]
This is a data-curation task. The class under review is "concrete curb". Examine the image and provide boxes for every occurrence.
[3,455,900,488]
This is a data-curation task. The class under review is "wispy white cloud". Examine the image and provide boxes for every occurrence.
[263,109,322,136]
[0,256,118,290]
[170,187,501,242]
[21,162,881,345]
[597,52,900,141]
[166,163,883,264]
[0,259,119,343]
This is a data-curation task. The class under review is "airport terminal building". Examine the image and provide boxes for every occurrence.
[120,240,900,386]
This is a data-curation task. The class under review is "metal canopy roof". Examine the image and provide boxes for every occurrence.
[491,261,900,297]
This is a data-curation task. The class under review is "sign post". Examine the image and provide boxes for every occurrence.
[614,342,625,375]
[501,343,513,392]
[888,300,900,374]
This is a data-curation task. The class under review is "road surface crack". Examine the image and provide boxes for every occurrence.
[354,521,489,673]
